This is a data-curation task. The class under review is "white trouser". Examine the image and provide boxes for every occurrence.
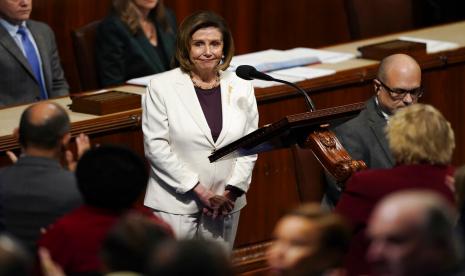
[155,210,240,251]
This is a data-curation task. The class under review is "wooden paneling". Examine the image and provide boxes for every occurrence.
[26,0,465,93]
[30,0,353,92]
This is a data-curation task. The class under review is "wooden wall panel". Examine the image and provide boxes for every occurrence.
[29,0,352,92]
[26,0,464,93]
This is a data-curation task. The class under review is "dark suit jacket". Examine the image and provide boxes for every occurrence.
[96,10,177,87]
[0,20,69,107]
[0,156,82,253]
[323,96,396,207]
[334,96,395,169]
[335,164,455,276]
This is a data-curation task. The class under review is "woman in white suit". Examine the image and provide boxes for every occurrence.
[142,11,258,249]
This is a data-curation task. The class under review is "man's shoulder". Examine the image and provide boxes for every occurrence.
[333,98,378,136]
[0,157,74,184]
[27,19,53,33]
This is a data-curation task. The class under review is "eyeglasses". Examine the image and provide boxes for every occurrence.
[376,79,424,100]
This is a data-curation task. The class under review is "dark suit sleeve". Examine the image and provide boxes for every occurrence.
[47,27,69,96]
[334,123,367,164]
[96,17,129,87]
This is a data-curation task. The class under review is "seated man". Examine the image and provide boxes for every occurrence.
[367,191,463,276]
[0,0,68,107]
[0,102,84,253]
[335,103,456,276]
[325,54,422,206]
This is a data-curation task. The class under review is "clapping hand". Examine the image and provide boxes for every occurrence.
[65,133,91,171]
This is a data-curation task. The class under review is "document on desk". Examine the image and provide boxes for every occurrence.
[398,36,460,53]
[127,74,156,86]
[229,47,355,72]
[251,67,336,88]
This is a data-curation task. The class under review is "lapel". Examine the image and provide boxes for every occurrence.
[157,24,176,66]
[215,71,234,146]
[174,70,215,146]
[367,97,395,166]
[0,22,36,79]
[135,32,166,73]
[27,21,51,90]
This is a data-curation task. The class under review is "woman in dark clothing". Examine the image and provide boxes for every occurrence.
[96,0,177,87]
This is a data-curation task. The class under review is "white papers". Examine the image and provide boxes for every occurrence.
[127,74,157,86]
[273,66,336,79]
[229,47,355,72]
[229,49,319,72]
[398,36,459,53]
[251,67,336,88]
[285,48,355,64]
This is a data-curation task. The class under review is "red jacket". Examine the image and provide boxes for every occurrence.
[37,204,172,275]
[335,164,455,276]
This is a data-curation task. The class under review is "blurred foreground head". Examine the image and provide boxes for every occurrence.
[0,235,30,276]
[266,203,350,276]
[367,190,461,276]
[149,238,233,276]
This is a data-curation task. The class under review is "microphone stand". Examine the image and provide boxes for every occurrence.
[269,77,316,112]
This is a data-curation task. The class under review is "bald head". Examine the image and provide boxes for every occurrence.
[374,54,422,115]
[367,191,460,276]
[377,54,421,84]
[19,102,70,149]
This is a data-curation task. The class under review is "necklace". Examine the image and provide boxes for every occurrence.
[190,73,220,90]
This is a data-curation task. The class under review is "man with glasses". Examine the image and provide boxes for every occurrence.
[324,54,422,207]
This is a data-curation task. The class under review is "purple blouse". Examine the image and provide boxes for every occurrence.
[194,86,222,142]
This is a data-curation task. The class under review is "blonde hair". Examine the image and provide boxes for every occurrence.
[112,0,172,35]
[387,104,455,165]
[174,11,234,73]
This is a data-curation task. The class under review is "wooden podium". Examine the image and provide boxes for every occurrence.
[209,102,367,184]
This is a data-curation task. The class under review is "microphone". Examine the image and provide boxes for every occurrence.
[236,65,315,112]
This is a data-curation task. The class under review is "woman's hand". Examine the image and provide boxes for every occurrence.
[193,184,233,219]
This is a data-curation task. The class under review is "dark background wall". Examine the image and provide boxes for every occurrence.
[30,0,465,92]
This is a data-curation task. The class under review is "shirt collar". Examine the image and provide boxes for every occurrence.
[0,18,26,36]
[374,96,390,120]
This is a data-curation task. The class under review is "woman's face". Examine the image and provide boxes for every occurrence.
[266,216,323,276]
[132,0,158,14]
[189,27,224,74]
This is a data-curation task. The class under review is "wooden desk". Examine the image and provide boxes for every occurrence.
[1,21,465,275]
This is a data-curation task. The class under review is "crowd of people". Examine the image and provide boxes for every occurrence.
[0,0,464,276]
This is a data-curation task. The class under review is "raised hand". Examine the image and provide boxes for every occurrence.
[65,133,91,171]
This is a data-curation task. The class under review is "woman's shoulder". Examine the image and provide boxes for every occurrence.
[98,13,129,32]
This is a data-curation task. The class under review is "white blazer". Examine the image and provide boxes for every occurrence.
[142,68,258,215]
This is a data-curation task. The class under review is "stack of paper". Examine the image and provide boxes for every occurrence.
[398,36,459,53]
[127,75,155,86]
[229,47,355,72]
[251,66,335,88]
